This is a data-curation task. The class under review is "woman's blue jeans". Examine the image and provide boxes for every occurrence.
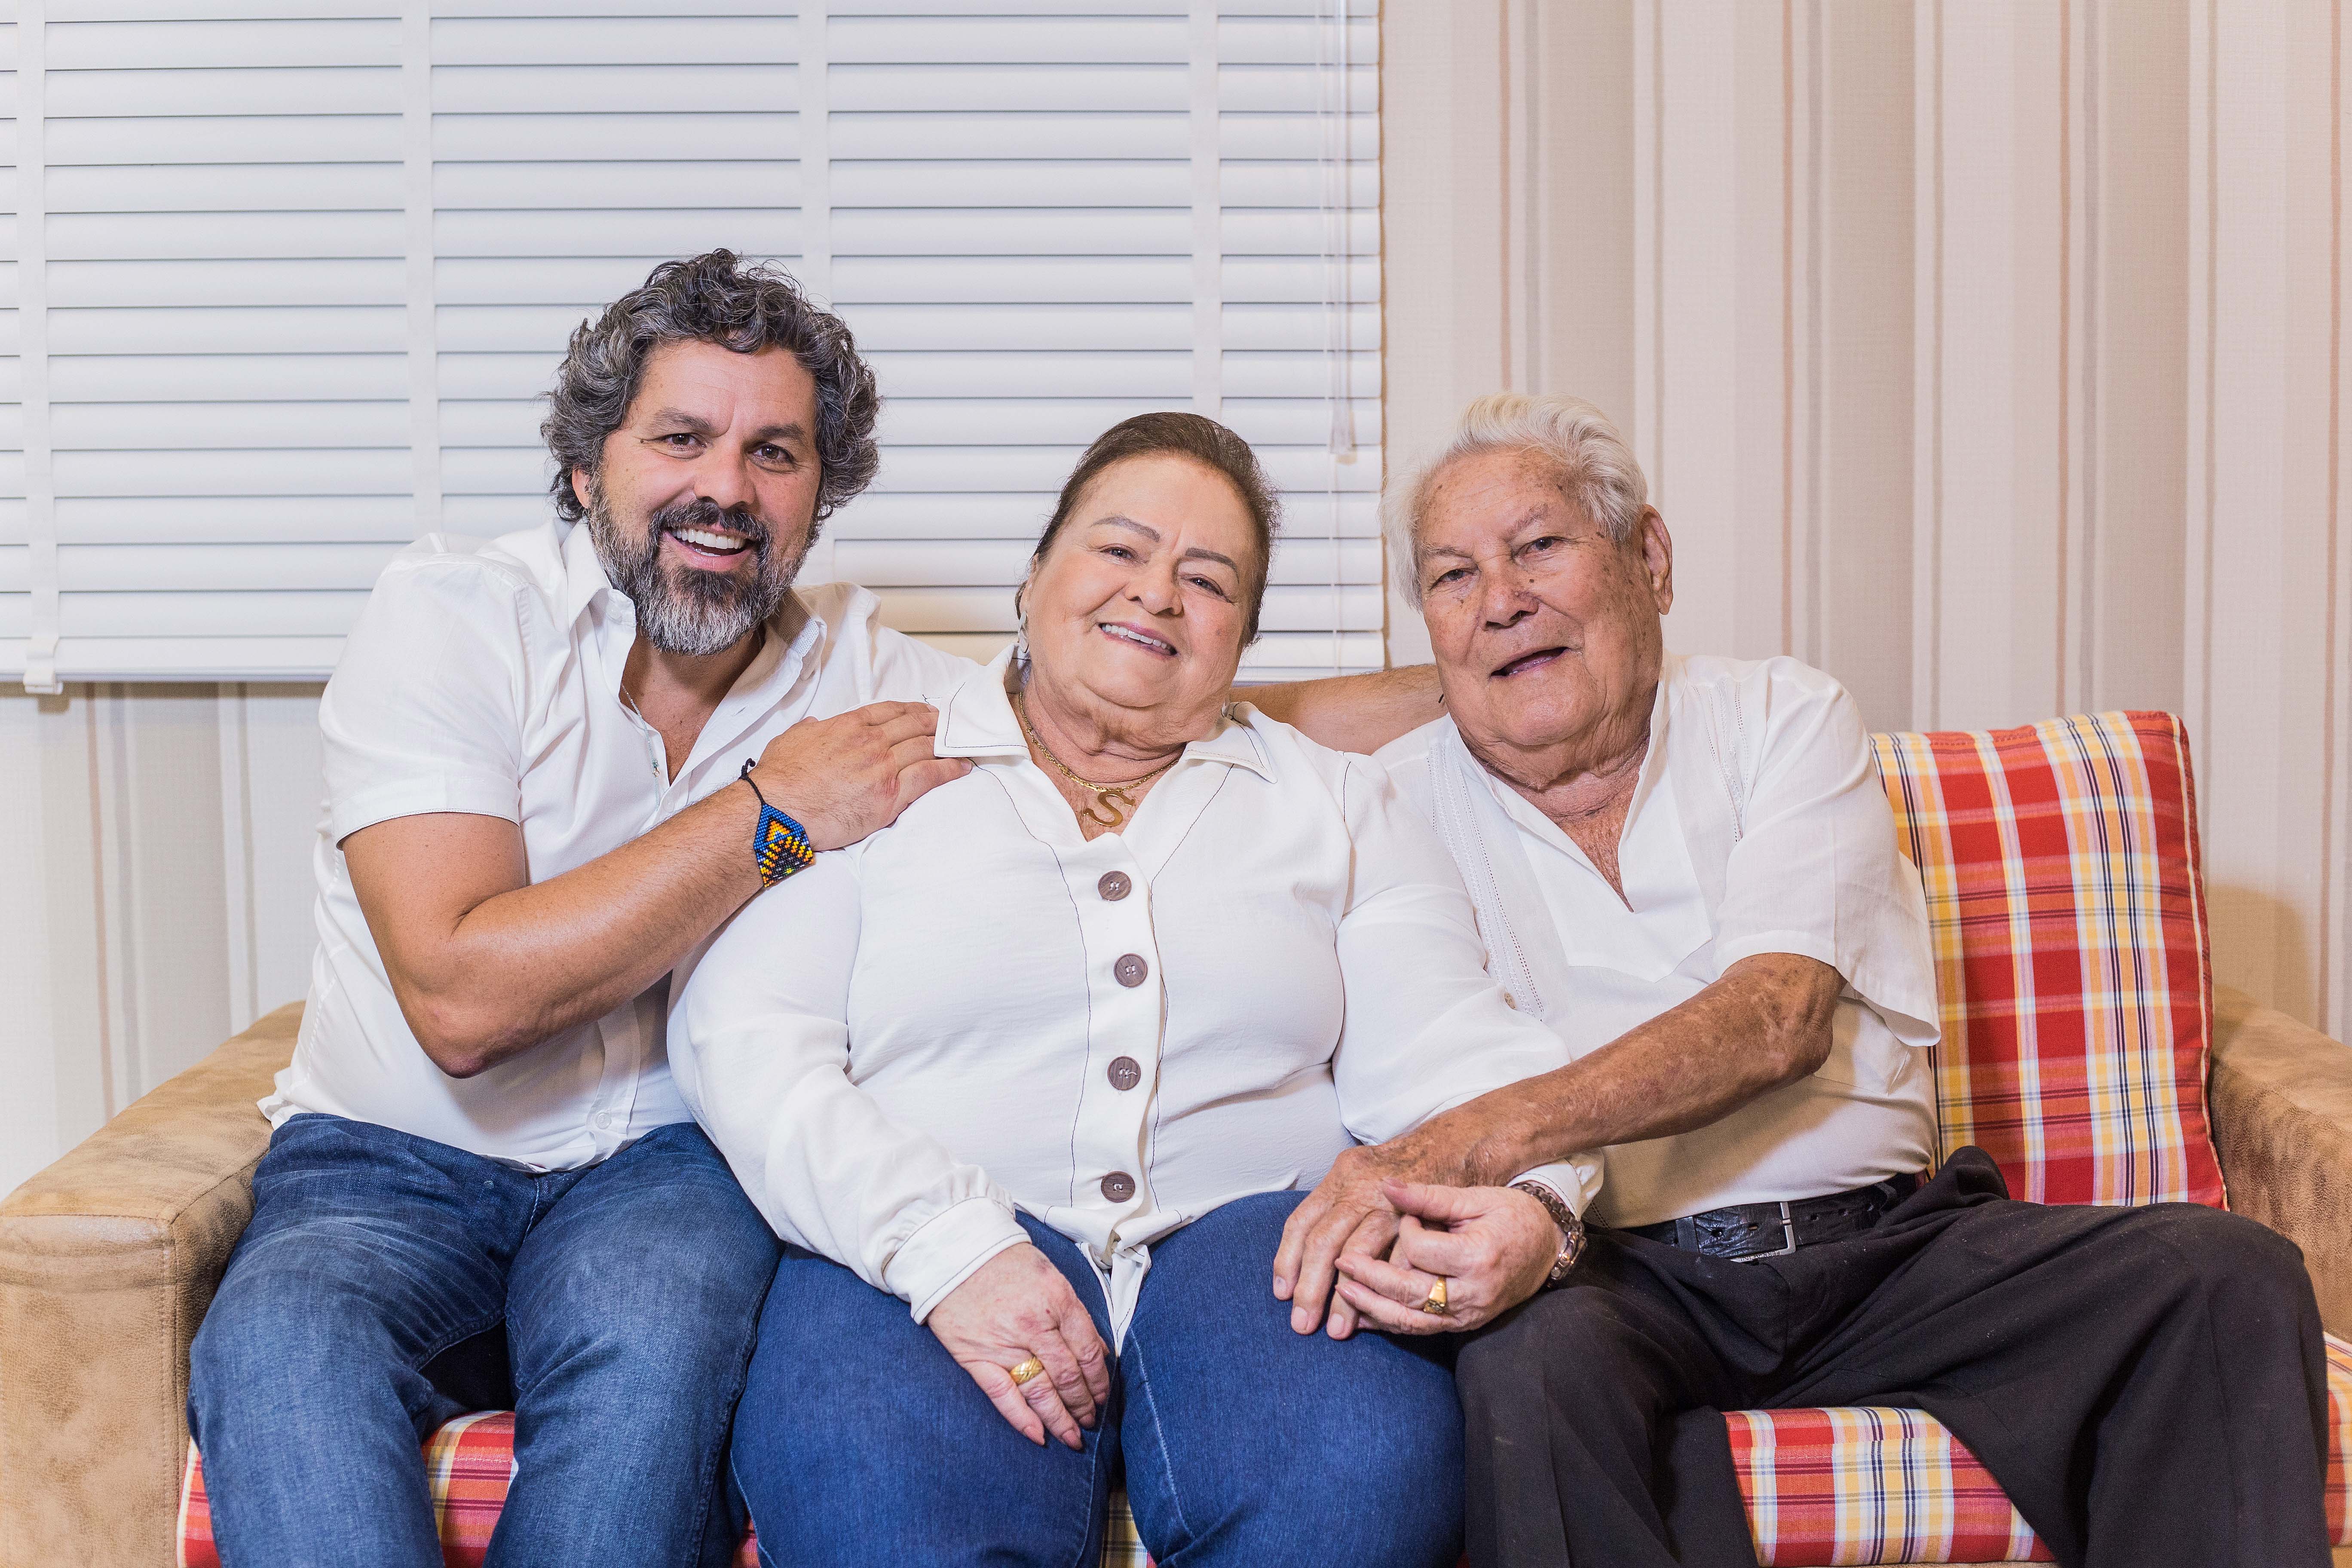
[730,1190,1464,1568]
[187,1113,781,1568]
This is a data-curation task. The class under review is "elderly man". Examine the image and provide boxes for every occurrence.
[1274,394,2333,1567]
[187,248,1429,1568]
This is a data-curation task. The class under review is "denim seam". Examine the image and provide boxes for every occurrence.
[667,1289,765,1568]
[731,1452,777,1568]
[1121,1332,1195,1547]
[1057,1430,1108,1568]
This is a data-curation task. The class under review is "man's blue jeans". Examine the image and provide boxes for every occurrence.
[187,1113,781,1568]
[730,1190,1463,1568]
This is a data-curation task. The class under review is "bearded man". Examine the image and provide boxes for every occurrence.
[1274,394,2334,1568]
[185,250,1426,1568]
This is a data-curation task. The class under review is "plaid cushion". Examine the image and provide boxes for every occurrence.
[1727,1331,2352,1565]
[1871,712,2225,1207]
[177,1415,1150,1568]
[1726,1406,2050,1565]
[178,1335,2352,1568]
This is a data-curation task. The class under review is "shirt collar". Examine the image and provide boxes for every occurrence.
[1621,663,1676,823]
[934,648,1274,781]
[558,517,618,631]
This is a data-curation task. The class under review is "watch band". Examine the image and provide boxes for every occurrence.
[1510,1180,1588,1289]
[739,760,816,886]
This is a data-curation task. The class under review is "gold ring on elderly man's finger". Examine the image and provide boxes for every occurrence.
[1420,1277,1451,1316]
[1008,1357,1048,1386]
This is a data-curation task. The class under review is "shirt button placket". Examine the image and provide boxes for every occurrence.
[1084,853,1154,1218]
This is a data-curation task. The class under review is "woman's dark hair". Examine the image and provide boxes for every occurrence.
[541,249,880,524]
[1025,412,1281,643]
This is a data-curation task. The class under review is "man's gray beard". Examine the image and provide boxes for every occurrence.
[583,484,808,658]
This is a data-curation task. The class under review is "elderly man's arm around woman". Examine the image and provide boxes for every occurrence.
[670,412,1599,1568]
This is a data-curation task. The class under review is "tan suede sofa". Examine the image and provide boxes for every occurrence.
[5,991,2352,1568]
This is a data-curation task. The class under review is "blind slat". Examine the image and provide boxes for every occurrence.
[432,63,801,113]
[50,114,402,165]
[48,67,405,118]
[432,15,797,65]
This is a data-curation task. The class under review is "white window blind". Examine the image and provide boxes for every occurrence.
[7,0,1378,689]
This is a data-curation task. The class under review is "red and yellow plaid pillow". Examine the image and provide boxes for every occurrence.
[1872,712,2224,1208]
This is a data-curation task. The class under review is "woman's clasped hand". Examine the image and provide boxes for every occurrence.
[925,1243,1112,1449]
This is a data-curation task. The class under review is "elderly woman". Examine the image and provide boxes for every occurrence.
[668,412,1599,1567]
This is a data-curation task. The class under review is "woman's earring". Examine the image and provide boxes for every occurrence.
[1011,581,1032,676]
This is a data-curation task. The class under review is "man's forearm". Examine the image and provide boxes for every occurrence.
[1247,665,1442,755]
[1433,953,1844,1185]
[357,699,967,1078]
[375,787,769,1076]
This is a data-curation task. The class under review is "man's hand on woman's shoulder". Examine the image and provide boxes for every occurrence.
[749,700,971,851]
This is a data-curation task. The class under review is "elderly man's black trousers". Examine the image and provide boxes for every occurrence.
[1453,1147,2332,1568]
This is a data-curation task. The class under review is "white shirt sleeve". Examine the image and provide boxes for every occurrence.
[1709,668,1941,1046]
[667,853,1028,1323]
[319,557,530,845]
[1325,756,1606,1216]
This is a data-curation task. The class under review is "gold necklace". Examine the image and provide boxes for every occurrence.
[1014,694,1179,830]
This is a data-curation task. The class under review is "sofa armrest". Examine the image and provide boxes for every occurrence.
[2210,984,2352,1338]
[0,1004,300,1568]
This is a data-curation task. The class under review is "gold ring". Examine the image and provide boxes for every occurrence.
[1008,1357,1048,1386]
[1419,1277,1451,1316]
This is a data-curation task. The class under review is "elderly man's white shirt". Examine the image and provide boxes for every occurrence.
[669,650,1600,1339]
[266,518,974,1170]
[1378,652,1941,1229]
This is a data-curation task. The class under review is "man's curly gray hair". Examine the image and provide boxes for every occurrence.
[541,249,879,523]
[1381,393,1650,607]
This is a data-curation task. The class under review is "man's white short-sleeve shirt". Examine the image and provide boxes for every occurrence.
[1378,653,1942,1228]
[266,518,974,1170]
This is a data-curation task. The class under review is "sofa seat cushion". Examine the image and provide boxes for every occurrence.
[175,1332,2350,1567]
[1727,1328,2352,1565]
[175,1409,1153,1568]
[1726,1406,2050,1563]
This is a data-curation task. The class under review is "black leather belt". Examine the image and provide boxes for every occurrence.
[1622,1172,1923,1262]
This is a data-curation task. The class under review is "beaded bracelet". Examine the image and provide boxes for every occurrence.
[739,760,816,886]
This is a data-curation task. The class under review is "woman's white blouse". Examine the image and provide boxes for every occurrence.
[669,651,1600,1337]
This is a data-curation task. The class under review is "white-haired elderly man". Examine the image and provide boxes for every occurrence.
[1271,394,2333,1567]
